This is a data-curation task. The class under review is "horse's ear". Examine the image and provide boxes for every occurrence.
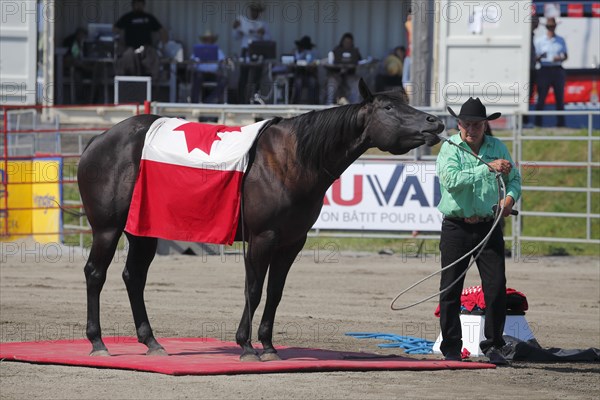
[358,78,374,102]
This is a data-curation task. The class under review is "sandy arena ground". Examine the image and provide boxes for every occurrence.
[1,240,599,399]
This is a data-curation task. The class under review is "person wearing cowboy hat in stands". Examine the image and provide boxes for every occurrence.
[534,17,568,127]
[191,30,227,103]
[292,36,319,104]
[436,97,522,365]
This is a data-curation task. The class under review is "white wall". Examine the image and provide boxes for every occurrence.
[0,0,38,105]
[435,0,532,113]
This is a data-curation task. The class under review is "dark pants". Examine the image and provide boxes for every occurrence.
[237,64,263,104]
[439,218,507,356]
[535,66,566,127]
[326,72,360,105]
[191,71,226,104]
[524,68,536,125]
[115,46,160,81]
[292,72,318,104]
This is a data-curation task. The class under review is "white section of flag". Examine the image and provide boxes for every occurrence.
[142,117,268,171]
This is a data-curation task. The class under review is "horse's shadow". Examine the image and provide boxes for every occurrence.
[167,346,406,362]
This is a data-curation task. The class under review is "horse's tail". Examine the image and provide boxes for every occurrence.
[53,199,86,218]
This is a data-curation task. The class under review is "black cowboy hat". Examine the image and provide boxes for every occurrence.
[295,36,316,49]
[447,97,501,121]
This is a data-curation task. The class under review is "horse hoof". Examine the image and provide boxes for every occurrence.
[260,352,281,362]
[89,350,110,357]
[146,347,168,356]
[239,353,261,362]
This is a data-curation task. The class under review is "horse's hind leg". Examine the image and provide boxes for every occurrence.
[122,233,166,355]
[85,229,121,356]
[258,238,306,361]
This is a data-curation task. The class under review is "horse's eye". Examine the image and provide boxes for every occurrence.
[385,105,393,111]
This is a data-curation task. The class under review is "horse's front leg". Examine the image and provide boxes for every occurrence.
[236,231,276,361]
[258,238,307,361]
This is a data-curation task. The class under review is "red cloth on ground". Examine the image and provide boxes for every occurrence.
[0,337,497,375]
[434,286,528,317]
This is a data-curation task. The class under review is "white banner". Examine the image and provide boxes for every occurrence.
[313,161,443,232]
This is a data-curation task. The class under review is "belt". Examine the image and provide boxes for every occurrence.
[444,216,494,224]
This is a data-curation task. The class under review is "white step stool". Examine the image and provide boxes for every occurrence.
[432,314,535,357]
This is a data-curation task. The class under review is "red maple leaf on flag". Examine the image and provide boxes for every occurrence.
[173,122,242,155]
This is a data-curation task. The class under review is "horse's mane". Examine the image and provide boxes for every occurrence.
[289,103,364,169]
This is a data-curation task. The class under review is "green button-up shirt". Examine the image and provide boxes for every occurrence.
[436,133,521,218]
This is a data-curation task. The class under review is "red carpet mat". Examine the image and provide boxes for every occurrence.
[0,337,495,375]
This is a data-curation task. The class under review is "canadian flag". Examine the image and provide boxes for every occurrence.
[125,117,268,244]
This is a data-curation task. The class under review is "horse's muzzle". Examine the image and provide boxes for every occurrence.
[424,133,441,146]
[423,122,445,146]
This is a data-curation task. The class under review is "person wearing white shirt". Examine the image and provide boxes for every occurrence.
[232,8,270,52]
[232,3,271,103]
[534,17,568,127]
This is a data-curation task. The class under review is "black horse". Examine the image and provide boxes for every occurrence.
[77,79,444,361]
